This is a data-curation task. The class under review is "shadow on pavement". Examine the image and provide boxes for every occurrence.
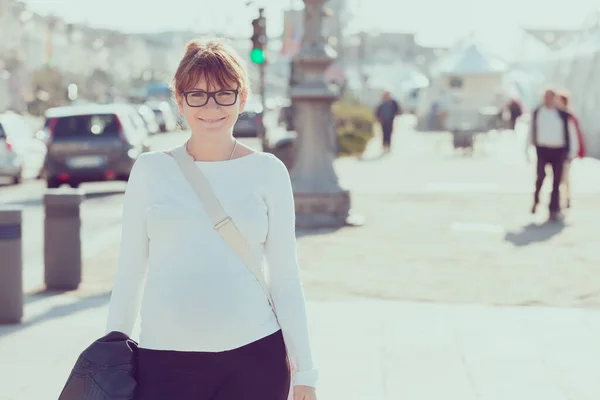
[296,216,364,237]
[504,220,567,247]
[24,288,68,304]
[0,292,110,339]
[84,190,125,200]
[296,227,342,238]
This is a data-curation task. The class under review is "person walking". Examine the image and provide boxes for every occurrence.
[556,91,586,208]
[507,97,523,131]
[105,38,318,400]
[527,89,579,221]
[375,91,401,153]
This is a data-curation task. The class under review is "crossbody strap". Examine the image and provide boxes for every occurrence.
[169,145,276,314]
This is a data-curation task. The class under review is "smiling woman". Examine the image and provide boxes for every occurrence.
[102,37,319,400]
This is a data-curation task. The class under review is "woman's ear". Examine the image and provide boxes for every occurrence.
[175,93,185,114]
[238,90,248,114]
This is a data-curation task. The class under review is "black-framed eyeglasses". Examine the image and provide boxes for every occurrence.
[182,89,239,107]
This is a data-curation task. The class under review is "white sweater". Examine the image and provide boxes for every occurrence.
[105,150,317,387]
[528,106,579,159]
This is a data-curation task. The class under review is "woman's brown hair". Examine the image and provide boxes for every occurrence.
[170,38,250,98]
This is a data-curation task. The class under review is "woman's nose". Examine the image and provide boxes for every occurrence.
[205,96,220,109]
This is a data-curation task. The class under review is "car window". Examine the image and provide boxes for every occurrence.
[0,123,5,138]
[52,114,121,138]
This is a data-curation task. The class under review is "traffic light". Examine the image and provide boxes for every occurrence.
[250,8,267,65]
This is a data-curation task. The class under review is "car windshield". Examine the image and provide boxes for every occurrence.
[51,114,121,138]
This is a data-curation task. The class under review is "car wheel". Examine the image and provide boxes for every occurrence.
[69,182,80,189]
[12,170,23,185]
[47,178,61,189]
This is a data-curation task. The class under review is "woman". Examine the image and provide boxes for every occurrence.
[105,38,318,400]
[556,92,586,208]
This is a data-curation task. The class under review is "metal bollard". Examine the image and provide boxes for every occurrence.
[0,206,23,324]
[44,190,84,290]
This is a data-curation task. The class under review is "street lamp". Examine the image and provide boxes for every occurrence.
[289,0,359,228]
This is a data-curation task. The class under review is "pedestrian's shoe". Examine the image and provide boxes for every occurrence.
[549,211,562,222]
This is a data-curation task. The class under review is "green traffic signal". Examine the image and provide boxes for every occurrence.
[250,48,265,65]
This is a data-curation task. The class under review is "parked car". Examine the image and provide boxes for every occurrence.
[233,100,265,138]
[0,112,47,184]
[41,104,151,188]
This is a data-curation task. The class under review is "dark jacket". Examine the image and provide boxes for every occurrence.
[58,331,138,400]
[376,99,401,123]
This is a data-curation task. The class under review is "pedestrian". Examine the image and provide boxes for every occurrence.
[105,38,317,400]
[527,88,579,221]
[507,97,523,130]
[375,90,401,152]
[556,91,586,208]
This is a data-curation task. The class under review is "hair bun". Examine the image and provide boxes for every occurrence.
[185,40,202,54]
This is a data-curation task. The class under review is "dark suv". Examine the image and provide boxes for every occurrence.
[42,104,150,188]
[233,100,265,138]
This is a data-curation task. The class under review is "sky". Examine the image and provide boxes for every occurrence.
[22,0,600,50]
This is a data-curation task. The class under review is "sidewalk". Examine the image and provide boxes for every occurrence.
[2,292,599,400]
[1,120,600,399]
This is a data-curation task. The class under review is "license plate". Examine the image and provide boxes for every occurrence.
[67,156,104,168]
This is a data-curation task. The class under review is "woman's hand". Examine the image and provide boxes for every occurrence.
[293,385,317,400]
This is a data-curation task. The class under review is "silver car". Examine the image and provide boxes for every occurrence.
[42,104,150,189]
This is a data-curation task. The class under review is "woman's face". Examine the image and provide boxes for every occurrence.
[176,75,247,136]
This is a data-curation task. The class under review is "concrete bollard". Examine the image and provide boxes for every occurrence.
[44,190,85,290]
[0,206,23,324]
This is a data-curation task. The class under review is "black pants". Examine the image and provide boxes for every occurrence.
[381,120,394,148]
[534,146,568,213]
[135,330,290,400]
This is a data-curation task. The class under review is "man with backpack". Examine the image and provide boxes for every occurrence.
[527,88,580,221]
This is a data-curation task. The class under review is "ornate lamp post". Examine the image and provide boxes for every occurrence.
[290,0,354,228]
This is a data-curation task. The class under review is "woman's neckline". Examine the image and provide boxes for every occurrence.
[193,151,261,164]
[158,146,263,165]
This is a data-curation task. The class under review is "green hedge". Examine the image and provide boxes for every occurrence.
[332,99,376,157]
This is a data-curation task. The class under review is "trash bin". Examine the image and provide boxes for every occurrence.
[44,190,84,290]
[0,206,23,324]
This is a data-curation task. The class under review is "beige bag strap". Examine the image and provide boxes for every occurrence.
[169,145,276,314]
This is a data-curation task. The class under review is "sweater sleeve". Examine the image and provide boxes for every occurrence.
[105,154,150,336]
[568,118,579,160]
[263,156,318,388]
